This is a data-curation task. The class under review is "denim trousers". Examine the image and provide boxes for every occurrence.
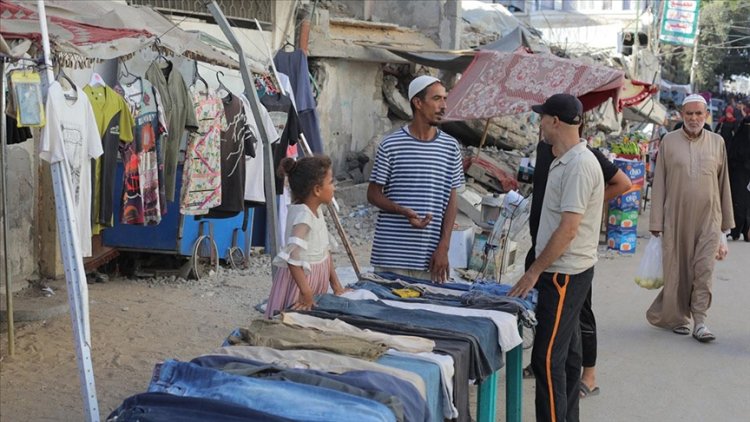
[191,354,430,422]
[305,309,476,422]
[377,355,443,422]
[469,281,538,311]
[314,294,502,374]
[148,359,396,422]
[106,392,294,422]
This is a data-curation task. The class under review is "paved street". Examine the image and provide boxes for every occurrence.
[496,211,750,421]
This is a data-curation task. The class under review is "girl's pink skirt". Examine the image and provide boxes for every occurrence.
[264,255,331,318]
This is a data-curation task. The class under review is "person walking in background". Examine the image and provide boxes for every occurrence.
[522,128,632,399]
[509,94,604,422]
[265,156,349,318]
[367,75,464,283]
[716,96,738,146]
[648,94,734,342]
[728,101,750,242]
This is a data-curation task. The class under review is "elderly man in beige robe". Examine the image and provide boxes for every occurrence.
[649,94,734,342]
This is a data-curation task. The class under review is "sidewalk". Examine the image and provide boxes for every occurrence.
[496,210,750,421]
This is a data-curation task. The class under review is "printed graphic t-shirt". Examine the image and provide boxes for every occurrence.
[40,81,104,257]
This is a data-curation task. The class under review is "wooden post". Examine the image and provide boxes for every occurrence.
[475,118,492,159]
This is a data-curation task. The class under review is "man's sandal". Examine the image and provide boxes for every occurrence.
[522,365,534,379]
[580,383,600,398]
[672,325,690,335]
[692,324,716,343]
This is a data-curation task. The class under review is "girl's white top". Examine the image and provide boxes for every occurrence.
[272,204,330,274]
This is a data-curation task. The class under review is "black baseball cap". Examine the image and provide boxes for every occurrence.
[531,93,583,125]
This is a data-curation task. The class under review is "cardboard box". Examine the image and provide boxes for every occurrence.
[607,227,638,254]
[614,158,646,187]
[607,209,639,228]
[609,188,642,211]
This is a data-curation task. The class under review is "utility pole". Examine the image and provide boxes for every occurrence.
[632,0,640,79]
[689,26,701,91]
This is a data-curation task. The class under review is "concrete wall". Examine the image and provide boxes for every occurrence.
[333,0,461,49]
[1,135,38,292]
[314,59,392,175]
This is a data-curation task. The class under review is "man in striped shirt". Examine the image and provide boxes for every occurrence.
[367,76,464,283]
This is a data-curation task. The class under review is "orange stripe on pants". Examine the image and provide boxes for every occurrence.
[545,273,569,422]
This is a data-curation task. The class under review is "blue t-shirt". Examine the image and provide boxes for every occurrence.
[370,127,464,271]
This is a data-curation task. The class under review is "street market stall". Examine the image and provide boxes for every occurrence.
[1,1,278,420]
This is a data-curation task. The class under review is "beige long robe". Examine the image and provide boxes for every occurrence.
[648,129,734,328]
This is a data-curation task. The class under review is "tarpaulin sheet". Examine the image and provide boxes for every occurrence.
[1,0,240,68]
[443,51,625,121]
[1,0,152,59]
[619,79,658,109]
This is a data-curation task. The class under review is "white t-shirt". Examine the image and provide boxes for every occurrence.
[40,81,104,257]
[272,203,330,273]
[240,94,279,203]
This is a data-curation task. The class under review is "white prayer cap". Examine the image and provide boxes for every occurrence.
[682,94,707,106]
[408,75,441,101]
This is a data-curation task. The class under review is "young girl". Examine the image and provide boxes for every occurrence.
[264,156,348,318]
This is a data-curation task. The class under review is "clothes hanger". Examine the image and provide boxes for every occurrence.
[216,71,231,101]
[281,40,295,52]
[154,39,170,69]
[193,61,209,98]
[118,59,140,85]
[89,71,106,87]
[55,66,78,101]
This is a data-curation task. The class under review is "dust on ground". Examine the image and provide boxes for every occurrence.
[0,204,376,421]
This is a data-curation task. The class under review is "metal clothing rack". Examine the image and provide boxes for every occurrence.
[37,1,100,420]
[1,56,15,357]
[1,54,48,356]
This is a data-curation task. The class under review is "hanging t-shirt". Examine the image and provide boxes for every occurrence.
[83,84,135,234]
[206,94,251,218]
[116,78,168,225]
[145,61,198,202]
[274,50,324,154]
[180,86,226,215]
[241,95,279,204]
[40,81,104,257]
[260,93,300,192]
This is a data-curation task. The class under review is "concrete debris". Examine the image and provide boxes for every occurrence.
[326,203,378,251]
[457,186,484,224]
[344,151,370,184]
[382,74,412,120]
[463,149,521,193]
[443,114,539,151]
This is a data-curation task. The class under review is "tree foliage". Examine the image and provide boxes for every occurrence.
[659,0,749,91]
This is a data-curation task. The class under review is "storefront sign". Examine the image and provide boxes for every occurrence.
[659,0,701,46]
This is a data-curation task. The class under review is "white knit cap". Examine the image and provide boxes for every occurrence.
[682,94,707,106]
[408,75,441,101]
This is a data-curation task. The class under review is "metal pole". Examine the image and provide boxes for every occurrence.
[689,27,700,91]
[1,57,15,356]
[632,0,640,78]
[204,1,279,257]
[37,1,99,420]
[250,17,359,277]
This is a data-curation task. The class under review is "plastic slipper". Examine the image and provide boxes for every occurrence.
[523,365,534,379]
[672,325,690,335]
[692,325,716,343]
[580,383,600,398]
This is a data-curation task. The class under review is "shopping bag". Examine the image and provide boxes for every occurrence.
[634,236,663,289]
